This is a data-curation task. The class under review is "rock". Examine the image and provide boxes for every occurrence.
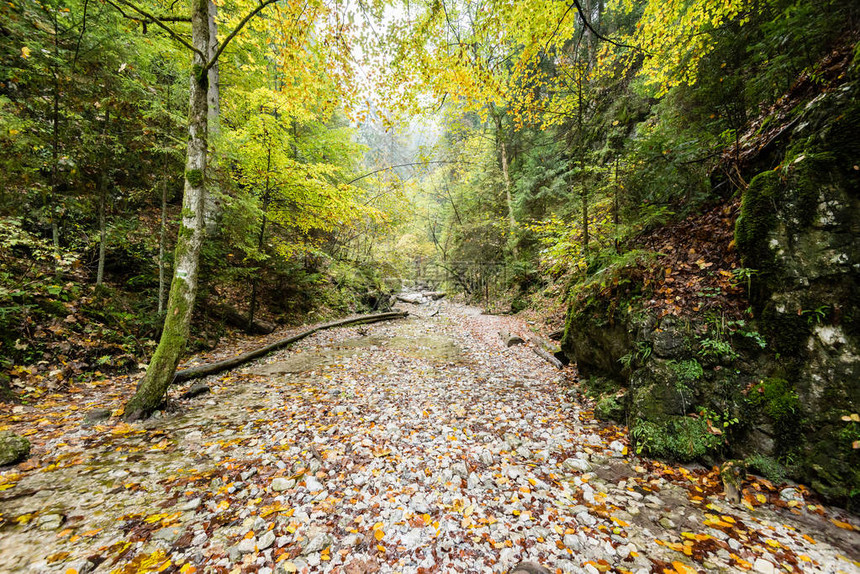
[452,461,468,478]
[152,526,183,543]
[563,533,583,551]
[192,532,208,546]
[0,431,30,466]
[504,433,522,449]
[510,562,551,574]
[304,476,324,492]
[343,533,362,547]
[753,558,776,574]
[779,487,803,503]
[410,494,431,514]
[236,537,257,554]
[563,458,592,473]
[479,450,494,465]
[271,478,295,492]
[302,531,333,554]
[515,446,532,459]
[658,516,675,530]
[400,528,424,549]
[608,440,625,453]
[258,530,276,550]
[181,497,202,511]
[651,328,687,359]
[64,558,96,574]
[83,408,113,425]
[180,382,211,399]
[467,472,480,489]
[37,513,64,530]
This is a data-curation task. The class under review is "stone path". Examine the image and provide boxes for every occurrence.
[0,302,858,574]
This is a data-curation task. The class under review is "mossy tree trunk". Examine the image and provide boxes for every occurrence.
[124,0,210,420]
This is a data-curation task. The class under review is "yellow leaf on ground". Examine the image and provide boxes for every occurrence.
[672,562,697,574]
[831,519,855,530]
[374,529,385,541]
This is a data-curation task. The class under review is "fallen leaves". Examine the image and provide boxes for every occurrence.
[0,305,855,574]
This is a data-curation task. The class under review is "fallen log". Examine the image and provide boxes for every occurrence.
[172,311,408,384]
[422,291,447,300]
[396,293,426,305]
[527,333,557,354]
[500,331,525,347]
[533,347,564,370]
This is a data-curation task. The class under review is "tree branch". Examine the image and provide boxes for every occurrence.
[106,0,202,57]
[205,0,282,72]
[569,0,644,53]
[345,160,474,185]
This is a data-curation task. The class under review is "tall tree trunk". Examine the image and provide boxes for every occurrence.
[158,83,172,316]
[124,0,209,420]
[581,161,589,249]
[495,115,518,258]
[203,0,220,236]
[50,9,60,251]
[96,108,110,286]
[248,147,271,328]
[158,168,168,315]
[96,178,107,285]
[577,67,589,251]
[614,156,620,253]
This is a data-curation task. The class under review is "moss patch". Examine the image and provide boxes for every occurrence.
[185,169,204,188]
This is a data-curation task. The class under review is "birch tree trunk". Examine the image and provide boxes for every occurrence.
[203,0,220,236]
[157,171,168,315]
[124,0,209,420]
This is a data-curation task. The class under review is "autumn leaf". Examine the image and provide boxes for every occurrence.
[830,519,855,531]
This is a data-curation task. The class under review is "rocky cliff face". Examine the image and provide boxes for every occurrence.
[735,81,860,500]
[561,63,860,504]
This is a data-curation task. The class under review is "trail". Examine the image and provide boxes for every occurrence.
[1,303,858,574]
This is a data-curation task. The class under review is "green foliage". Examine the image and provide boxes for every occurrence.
[749,378,802,438]
[595,395,624,422]
[630,417,724,462]
[668,359,704,383]
[619,340,653,371]
[698,337,739,362]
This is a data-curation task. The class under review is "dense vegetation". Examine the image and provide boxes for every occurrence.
[1,0,857,502]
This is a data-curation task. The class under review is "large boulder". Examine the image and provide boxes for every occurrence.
[0,431,30,466]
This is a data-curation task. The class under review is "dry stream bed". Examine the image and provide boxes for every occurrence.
[1,303,858,574]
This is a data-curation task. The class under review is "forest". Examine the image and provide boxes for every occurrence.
[1,0,859,572]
